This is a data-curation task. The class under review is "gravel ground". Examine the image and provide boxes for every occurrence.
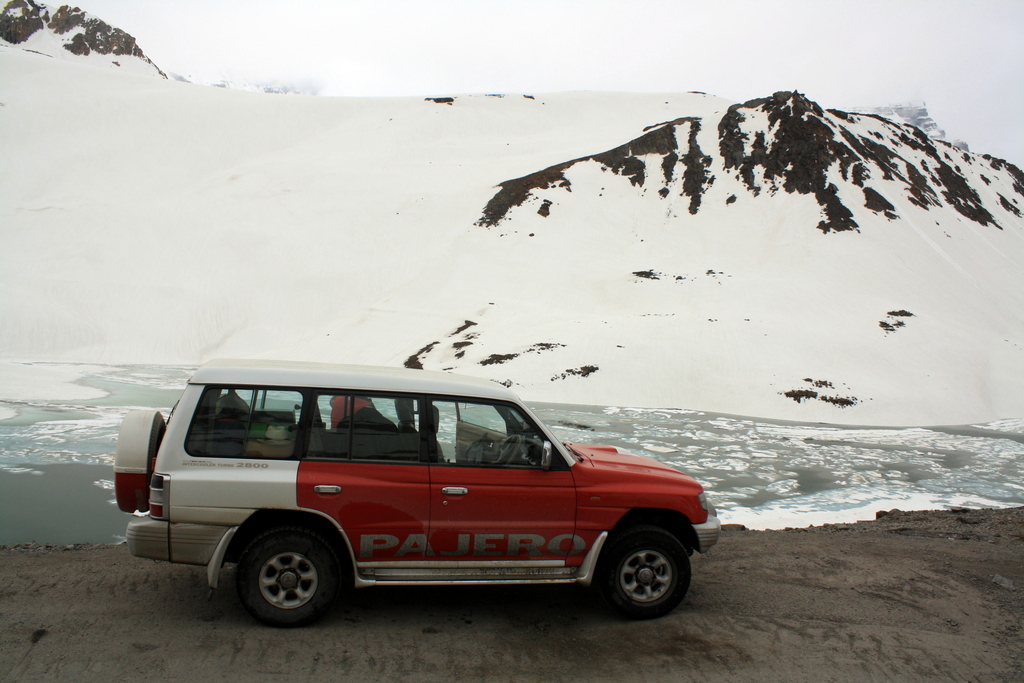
[1,507,1021,682]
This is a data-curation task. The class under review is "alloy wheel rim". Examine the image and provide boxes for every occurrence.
[618,549,673,602]
[258,552,318,609]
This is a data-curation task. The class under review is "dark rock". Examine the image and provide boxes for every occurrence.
[477,163,574,228]
[983,154,1024,197]
[480,353,518,366]
[404,341,439,369]
[633,270,660,280]
[452,320,477,335]
[783,389,818,403]
[551,365,599,381]
[999,194,1022,217]
[863,187,898,219]
[0,0,46,44]
[680,119,713,214]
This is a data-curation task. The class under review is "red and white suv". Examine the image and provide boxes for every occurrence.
[114,359,720,626]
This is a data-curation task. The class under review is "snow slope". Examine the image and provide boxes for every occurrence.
[2,48,1022,426]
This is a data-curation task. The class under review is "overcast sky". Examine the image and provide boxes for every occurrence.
[80,0,1024,165]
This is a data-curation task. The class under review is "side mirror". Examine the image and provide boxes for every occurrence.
[541,441,552,470]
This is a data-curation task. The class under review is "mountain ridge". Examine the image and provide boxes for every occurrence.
[478,91,1022,236]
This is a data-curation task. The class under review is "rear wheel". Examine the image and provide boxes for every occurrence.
[598,525,690,619]
[236,527,341,627]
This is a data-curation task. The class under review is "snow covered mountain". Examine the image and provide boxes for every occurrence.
[0,0,164,77]
[849,102,968,152]
[1,48,1022,426]
[0,1,317,94]
[165,71,321,96]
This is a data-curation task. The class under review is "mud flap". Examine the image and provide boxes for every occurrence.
[206,526,238,592]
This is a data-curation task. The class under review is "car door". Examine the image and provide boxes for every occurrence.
[297,392,432,562]
[425,398,580,562]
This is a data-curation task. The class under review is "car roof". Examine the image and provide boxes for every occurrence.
[189,358,522,402]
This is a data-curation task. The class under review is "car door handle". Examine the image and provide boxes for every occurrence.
[313,485,343,494]
[441,486,469,496]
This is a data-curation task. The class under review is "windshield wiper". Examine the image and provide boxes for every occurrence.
[563,442,585,462]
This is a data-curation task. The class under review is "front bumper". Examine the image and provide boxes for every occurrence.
[692,515,721,552]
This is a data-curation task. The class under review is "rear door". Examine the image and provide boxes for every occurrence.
[297,392,432,562]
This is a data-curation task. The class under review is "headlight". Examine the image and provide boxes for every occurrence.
[698,491,716,517]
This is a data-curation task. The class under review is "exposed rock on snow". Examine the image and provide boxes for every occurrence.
[879,310,914,334]
[781,378,858,408]
[722,93,859,233]
[479,343,567,367]
[478,115,713,227]
[0,0,164,77]
[483,91,1018,236]
[0,0,39,43]
[551,366,599,382]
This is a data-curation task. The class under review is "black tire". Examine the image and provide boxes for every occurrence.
[598,525,691,619]
[235,526,341,627]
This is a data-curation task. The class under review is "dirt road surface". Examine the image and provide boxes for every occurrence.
[2,508,1021,682]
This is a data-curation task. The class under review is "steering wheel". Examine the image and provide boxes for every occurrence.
[498,434,525,464]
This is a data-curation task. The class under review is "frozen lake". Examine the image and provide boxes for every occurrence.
[2,363,1023,544]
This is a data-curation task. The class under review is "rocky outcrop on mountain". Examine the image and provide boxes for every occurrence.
[0,0,41,43]
[477,116,712,228]
[0,0,165,77]
[478,91,1022,236]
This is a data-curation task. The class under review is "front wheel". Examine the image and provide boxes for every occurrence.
[236,527,341,627]
[598,525,691,619]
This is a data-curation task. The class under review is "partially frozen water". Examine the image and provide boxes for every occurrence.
[532,405,1024,528]
[2,364,1022,543]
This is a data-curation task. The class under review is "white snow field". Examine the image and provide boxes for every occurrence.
[2,46,1023,427]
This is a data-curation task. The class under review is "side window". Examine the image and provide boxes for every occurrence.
[186,387,304,459]
[431,400,545,467]
[308,392,351,459]
[308,393,422,463]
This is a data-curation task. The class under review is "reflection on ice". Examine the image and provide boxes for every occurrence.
[1,365,1022,531]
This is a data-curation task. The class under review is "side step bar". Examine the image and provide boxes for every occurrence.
[353,532,608,587]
